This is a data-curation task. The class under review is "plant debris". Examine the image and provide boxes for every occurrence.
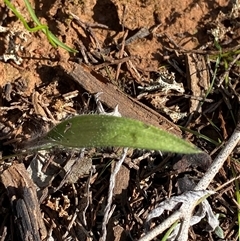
[1,0,240,240]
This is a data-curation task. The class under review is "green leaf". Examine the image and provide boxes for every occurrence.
[34,115,200,154]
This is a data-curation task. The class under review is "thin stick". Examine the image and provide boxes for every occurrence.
[195,121,240,190]
[140,106,240,241]
[100,148,128,241]
[138,210,182,241]
[218,53,240,86]
[115,30,128,81]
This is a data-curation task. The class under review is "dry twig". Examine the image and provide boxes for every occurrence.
[139,103,240,241]
[100,148,128,241]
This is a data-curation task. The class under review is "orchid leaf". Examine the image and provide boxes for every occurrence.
[32,115,200,154]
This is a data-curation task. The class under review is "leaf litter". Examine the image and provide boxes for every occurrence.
[1,0,240,240]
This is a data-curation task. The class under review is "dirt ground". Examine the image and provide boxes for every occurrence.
[1,0,240,240]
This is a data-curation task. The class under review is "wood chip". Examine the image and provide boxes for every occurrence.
[186,53,210,114]
[113,164,130,205]
[59,62,182,137]
[1,163,47,241]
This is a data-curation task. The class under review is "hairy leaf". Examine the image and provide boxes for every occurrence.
[34,115,200,153]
